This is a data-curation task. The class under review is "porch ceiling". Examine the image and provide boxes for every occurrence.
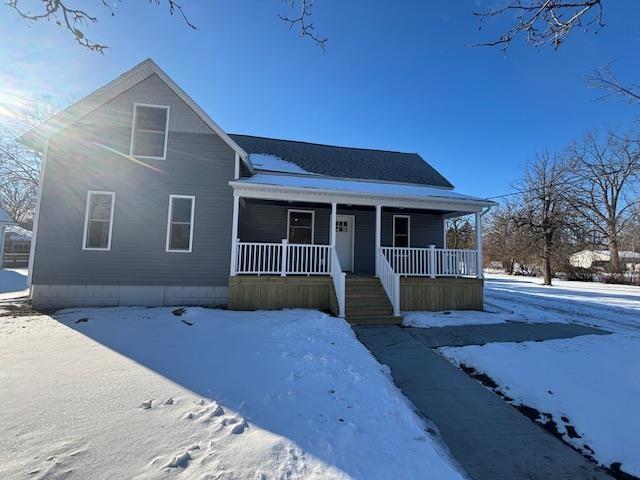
[230,173,494,213]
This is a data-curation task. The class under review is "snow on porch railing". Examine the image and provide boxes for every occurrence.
[382,246,478,278]
[235,240,332,276]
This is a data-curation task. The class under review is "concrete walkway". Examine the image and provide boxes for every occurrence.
[354,323,612,480]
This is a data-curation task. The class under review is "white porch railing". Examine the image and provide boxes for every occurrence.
[382,246,478,278]
[330,247,346,318]
[234,239,345,318]
[235,240,332,276]
[376,248,400,316]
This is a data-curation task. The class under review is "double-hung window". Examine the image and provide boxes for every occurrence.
[130,104,170,159]
[166,195,195,252]
[393,215,410,247]
[83,191,115,250]
[287,210,314,244]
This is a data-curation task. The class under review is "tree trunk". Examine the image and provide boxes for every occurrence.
[543,237,553,285]
[543,253,552,285]
[609,232,622,273]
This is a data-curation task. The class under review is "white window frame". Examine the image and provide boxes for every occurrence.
[393,214,411,248]
[129,103,171,160]
[82,190,115,251]
[287,209,315,244]
[166,194,195,253]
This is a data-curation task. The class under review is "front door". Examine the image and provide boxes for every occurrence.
[335,214,355,272]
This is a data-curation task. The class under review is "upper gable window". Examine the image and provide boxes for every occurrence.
[130,104,170,159]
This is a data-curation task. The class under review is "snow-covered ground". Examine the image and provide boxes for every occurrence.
[0,268,28,299]
[485,273,640,334]
[442,334,640,478]
[403,309,527,328]
[0,307,464,480]
[438,274,640,478]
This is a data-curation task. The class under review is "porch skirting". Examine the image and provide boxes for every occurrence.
[400,277,483,311]
[31,284,228,309]
[228,276,339,315]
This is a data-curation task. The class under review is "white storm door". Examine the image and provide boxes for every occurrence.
[335,215,355,272]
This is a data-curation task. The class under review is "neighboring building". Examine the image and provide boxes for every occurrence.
[569,250,640,271]
[21,59,494,323]
[3,225,32,267]
[0,208,12,269]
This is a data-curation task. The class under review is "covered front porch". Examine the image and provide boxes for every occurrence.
[227,174,491,321]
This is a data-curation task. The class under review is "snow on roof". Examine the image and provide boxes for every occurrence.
[5,225,32,241]
[249,153,314,175]
[0,208,12,223]
[235,173,492,205]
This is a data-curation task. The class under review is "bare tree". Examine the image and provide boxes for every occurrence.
[6,0,326,52]
[485,202,534,274]
[568,130,640,272]
[514,152,574,285]
[0,96,63,227]
[446,217,475,249]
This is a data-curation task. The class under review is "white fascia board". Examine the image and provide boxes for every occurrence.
[229,180,492,213]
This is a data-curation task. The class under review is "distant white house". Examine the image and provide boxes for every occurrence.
[0,208,13,270]
[569,249,640,271]
[3,225,32,267]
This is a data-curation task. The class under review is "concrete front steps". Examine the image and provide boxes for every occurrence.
[345,276,402,325]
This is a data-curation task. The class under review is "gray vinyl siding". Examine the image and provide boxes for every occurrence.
[32,74,235,286]
[238,201,445,275]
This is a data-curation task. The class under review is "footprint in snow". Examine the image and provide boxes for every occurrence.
[139,399,153,409]
[162,397,174,406]
[223,416,248,434]
[165,451,192,469]
[184,402,225,422]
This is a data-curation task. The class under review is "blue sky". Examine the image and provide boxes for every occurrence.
[1,1,638,198]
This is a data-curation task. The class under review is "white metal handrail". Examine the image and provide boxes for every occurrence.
[376,248,400,316]
[235,240,332,276]
[382,246,478,278]
[330,247,346,318]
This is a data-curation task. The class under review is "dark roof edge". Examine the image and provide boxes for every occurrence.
[229,133,419,157]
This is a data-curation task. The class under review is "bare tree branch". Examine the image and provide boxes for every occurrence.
[475,1,604,52]
[279,0,327,50]
[5,0,196,53]
[589,64,640,104]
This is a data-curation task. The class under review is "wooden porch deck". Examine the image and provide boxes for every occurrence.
[228,275,483,324]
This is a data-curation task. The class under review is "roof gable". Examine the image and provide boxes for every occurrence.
[229,134,454,188]
[21,59,250,167]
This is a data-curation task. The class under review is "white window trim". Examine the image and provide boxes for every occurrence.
[287,209,315,244]
[393,214,410,248]
[82,190,115,251]
[129,103,171,160]
[166,194,195,253]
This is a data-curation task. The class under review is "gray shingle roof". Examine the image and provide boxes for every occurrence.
[229,134,454,189]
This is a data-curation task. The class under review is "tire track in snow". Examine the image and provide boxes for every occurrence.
[485,286,640,334]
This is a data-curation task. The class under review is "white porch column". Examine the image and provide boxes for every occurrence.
[330,202,337,247]
[229,194,240,275]
[375,205,382,276]
[443,217,447,249]
[475,211,484,279]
